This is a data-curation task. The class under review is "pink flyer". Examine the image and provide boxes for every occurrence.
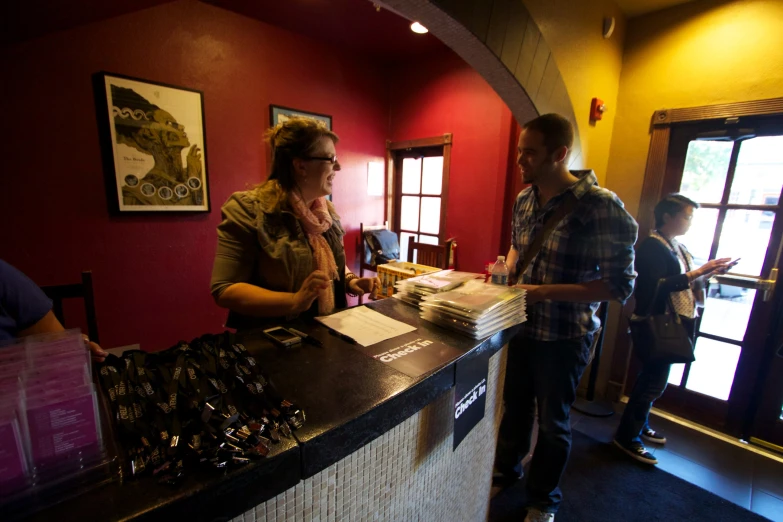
[25,393,101,470]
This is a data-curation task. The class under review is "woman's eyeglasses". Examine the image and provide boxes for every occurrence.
[304,155,338,164]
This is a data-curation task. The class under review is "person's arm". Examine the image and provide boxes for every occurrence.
[506,246,519,282]
[519,279,615,305]
[217,276,328,315]
[517,194,639,305]
[211,194,328,316]
[0,260,107,362]
[345,265,380,297]
[18,310,108,362]
[507,193,523,284]
[18,309,63,336]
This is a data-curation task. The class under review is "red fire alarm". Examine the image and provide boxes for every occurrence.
[590,98,606,121]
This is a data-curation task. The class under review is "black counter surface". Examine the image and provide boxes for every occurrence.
[13,298,520,521]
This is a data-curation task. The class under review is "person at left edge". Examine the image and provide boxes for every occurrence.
[0,259,107,362]
[210,117,380,329]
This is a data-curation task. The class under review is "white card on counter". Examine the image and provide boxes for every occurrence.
[315,306,417,346]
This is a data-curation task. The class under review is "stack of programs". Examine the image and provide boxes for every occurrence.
[392,270,481,306]
[0,342,28,496]
[0,330,103,496]
[419,279,527,339]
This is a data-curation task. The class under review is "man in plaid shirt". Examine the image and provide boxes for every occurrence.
[494,114,637,522]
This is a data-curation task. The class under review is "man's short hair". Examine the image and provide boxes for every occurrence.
[654,193,700,228]
[522,114,574,154]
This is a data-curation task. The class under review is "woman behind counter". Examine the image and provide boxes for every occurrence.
[211,117,379,330]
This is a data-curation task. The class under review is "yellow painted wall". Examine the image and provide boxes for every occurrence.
[606,0,783,215]
[601,0,783,397]
[523,0,627,185]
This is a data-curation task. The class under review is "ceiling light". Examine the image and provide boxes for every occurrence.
[410,22,428,34]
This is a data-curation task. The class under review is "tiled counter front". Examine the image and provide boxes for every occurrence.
[232,346,508,522]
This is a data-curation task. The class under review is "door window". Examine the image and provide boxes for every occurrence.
[667,136,783,400]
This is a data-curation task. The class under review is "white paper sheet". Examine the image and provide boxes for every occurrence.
[315,306,417,346]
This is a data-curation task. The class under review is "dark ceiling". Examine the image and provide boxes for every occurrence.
[1,0,176,47]
[2,0,449,61]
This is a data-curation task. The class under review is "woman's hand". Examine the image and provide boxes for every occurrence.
[693,257,732,280]
[349,276,381,298]
[292,270,331,313]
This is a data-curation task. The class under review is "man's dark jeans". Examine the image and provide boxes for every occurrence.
[495,333,592,513]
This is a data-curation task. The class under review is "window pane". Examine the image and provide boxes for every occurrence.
[715,210,773,276]
[685,337,741,401]
[400,196,420,231]
[667,363,685,386]
[730,136,783,206]
[679,208,719,267]
[680,141,733,204]
[700,289,756,342]
[420,197,441,235]
[418,234,439,245]
[400,232,418,264]
[402,158,421,194]
[422,156,443,195]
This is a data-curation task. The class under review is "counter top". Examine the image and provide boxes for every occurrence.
[15,298,520,521]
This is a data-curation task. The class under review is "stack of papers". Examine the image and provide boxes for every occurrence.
[0,330,103,494]
[393,270,481,306]
[419,280,527,339]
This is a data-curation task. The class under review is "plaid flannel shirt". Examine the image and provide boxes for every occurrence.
[511,171,638,341]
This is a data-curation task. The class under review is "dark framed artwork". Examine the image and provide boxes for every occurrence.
[270,105,332,130]
[93,72,210,213]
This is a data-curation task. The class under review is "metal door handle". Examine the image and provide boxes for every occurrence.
[714,268,778,301]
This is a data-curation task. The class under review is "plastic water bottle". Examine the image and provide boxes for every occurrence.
[491,256,509,285]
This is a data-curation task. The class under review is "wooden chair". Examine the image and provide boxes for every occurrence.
[41,271,100,344]
[407,240,452,269]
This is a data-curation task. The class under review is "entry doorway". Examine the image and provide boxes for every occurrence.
[626,103,783,452]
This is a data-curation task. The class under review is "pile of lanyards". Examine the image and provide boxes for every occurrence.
[97,333,305,485]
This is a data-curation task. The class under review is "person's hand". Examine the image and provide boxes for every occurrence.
[186,145,202,180]
[349,276,381,297]
[514,284,545,305]
[292,270,331,313]
[694,257,732,279]
[83,334,108,363]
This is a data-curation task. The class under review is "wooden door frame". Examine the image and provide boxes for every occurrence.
[386,134,452,245]
[608,97,783,436]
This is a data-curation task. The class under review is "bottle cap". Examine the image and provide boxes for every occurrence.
[497,256,505,261]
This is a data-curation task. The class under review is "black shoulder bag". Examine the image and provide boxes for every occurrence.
[629,279,695,364]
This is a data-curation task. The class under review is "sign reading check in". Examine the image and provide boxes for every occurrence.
[453,348,489,450]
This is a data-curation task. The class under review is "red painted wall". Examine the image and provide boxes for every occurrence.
[388,51,517,273]
[0,0,387,350]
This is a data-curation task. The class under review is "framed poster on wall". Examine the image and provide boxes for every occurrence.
[270,105,332,130]
[93,72,210,213]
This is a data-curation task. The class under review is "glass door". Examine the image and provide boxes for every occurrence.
[649,127,783,444]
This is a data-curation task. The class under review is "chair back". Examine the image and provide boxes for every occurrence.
[408,241,450,269]
[41,271,100,343]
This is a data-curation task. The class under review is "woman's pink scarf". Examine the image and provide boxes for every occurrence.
[288,193,339,314]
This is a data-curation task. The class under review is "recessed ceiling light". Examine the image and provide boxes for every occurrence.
[410,22,428,34]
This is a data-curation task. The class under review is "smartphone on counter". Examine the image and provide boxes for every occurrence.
[263,327,302,347]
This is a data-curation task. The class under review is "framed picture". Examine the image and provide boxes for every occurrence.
[270,105,332,130]
[93,72,210,213]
